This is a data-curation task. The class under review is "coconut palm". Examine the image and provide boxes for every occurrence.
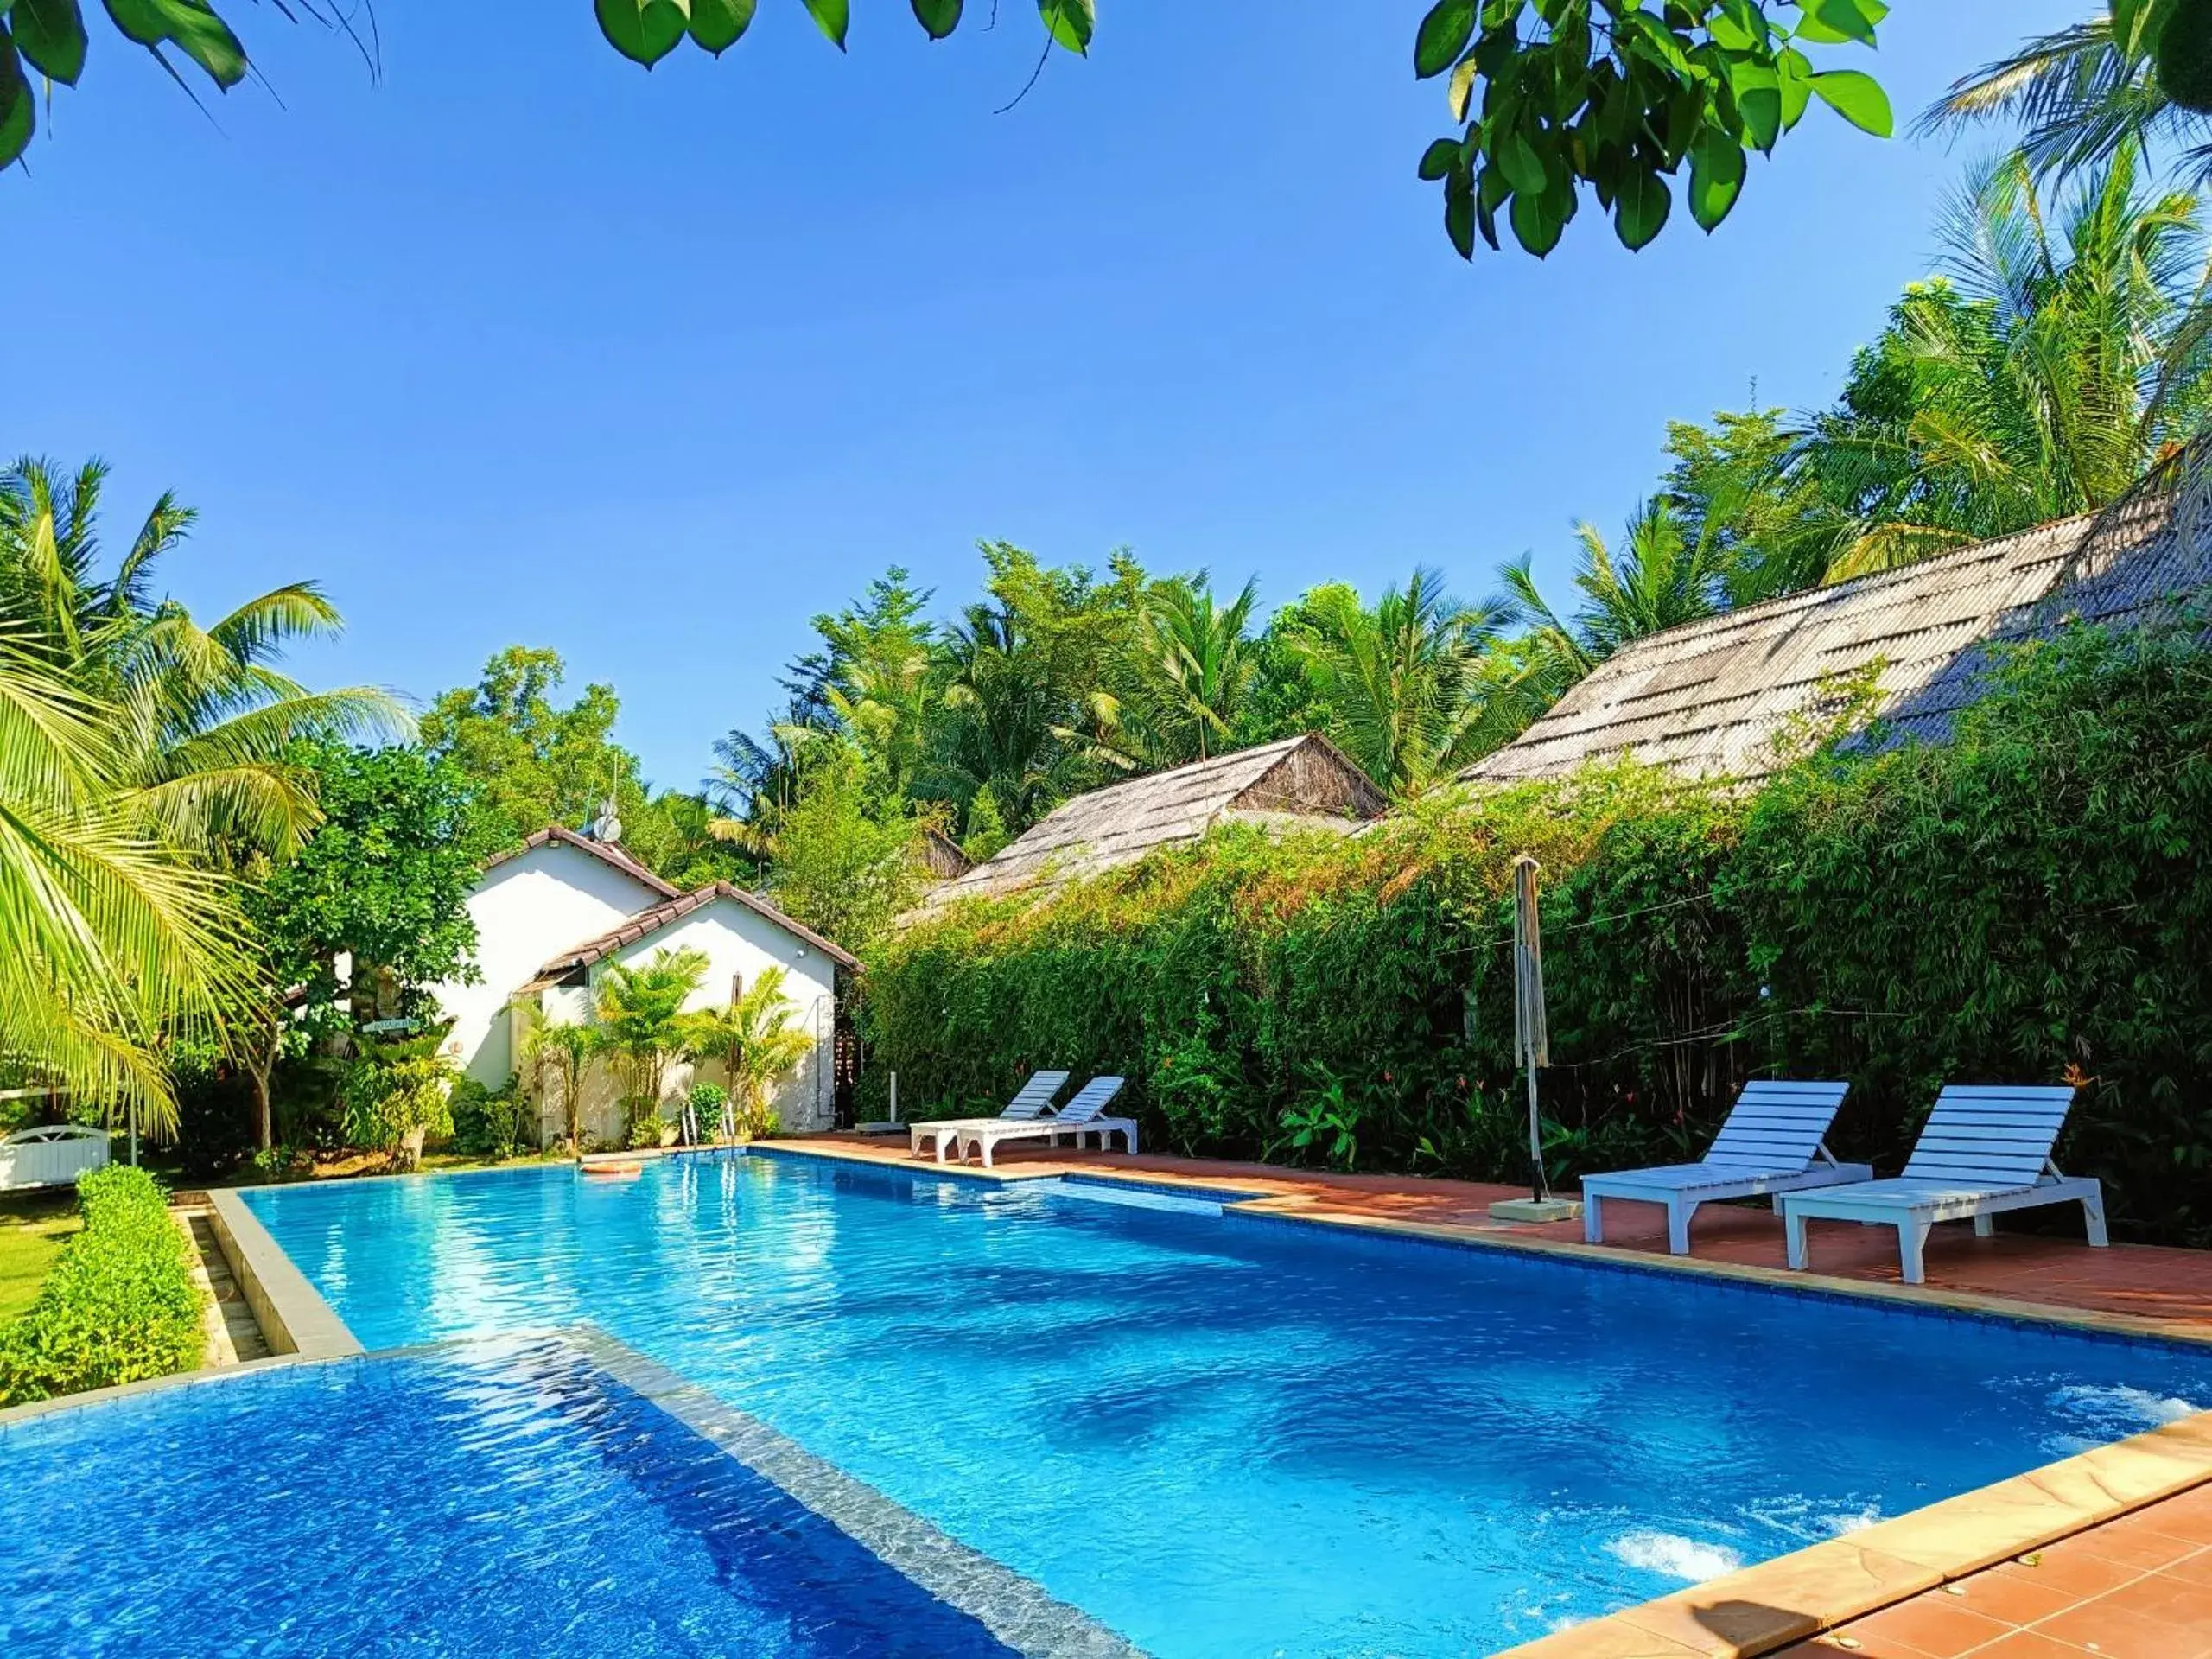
[1288,569,1505,798]
[1923,10,2211,189]
[0,457,408,860]
[0,632,250,1135]
[683,966,813,1139]
[1072,575,1262,772]
[1794,145,2211,577]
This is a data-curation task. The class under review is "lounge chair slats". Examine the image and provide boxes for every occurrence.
[908,1071,1071,1162]
[1777,1084,2105,1284]
[955,1076,1139,1168]
[1582,1080,1866,1255]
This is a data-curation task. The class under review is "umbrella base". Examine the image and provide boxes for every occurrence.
[1489,1197,1583,1224]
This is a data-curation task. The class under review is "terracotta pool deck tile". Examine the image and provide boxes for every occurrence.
[1842,1598,2016,1655]
[2030,1592,2212,1658]
[1987,1542,2146,1602]
[1966,1633,2099,1659]
[1943,1569,2082,1627]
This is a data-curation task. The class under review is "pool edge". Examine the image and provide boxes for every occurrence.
[207,1186,364,1363]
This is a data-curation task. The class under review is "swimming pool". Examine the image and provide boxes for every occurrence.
[219,1152,2212,1655]
[0,1333,1033,1658]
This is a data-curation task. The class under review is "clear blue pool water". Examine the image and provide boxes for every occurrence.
[232,1154,2212,1656]
[0,1333,1013,1658]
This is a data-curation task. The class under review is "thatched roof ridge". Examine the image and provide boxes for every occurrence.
[925,734,1386,908]
[1464,486,2210,787]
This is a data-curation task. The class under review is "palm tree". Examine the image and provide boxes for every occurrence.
[0,457,406,859]
[1288,568,1503,797]
[1071,575,1262,772]
[681,964,814,1138]
[1923,10,2210,189]
[1795,145,2210,577]
[518,1007,601,1153]
[0,632,250,1136]
[594,946,709,1129]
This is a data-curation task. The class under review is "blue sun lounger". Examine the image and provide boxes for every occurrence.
[1777,1084,2107,1285]
[1580,1080,1866,1255]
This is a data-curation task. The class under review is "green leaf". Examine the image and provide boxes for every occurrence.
[1415,0,1475,79]
[1687,129,1745,232]
[804,0,849,49]
[1732,57,1782,152]
[1793,0,1885,47]
[689,0,755,53]
[1418,137,1462,181]
[11,0,86,86]
[0,35,33,170]
[1038,0,1091,54]
[1612,167,1670,250]
[1508,177,1570,257]
[1444,175,1476,259]
[597,0,690,66]
[1809,67,1892,136]
[1777,46,1813,129]
[1494,127,1546,196]
[102,0,246,85]
[910,0,961,41]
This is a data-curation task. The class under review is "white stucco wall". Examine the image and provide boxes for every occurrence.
[430,842,668,1088]
[596,897,839,1136]
[505,896,841,1148]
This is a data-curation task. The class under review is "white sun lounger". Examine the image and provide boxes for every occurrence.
[1776,1084,2107,1286]
[1580,1079,1867,1255]
[957,1076,1135,1168]
[909,1071,1070,1164]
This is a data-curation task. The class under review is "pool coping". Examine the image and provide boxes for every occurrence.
[204,1186,363,1362]
[754,1139,2212,1657]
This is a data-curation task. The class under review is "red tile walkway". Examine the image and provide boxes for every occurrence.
[1784,1480,2212,1657]
[774,1134,2212,1656]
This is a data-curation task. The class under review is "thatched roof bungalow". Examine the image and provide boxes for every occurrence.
[1464,484,2212,788]
[923,734,1386,910]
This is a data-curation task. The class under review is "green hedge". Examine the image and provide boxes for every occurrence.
[0,1165,204,1407]
[864,626,2212,1245]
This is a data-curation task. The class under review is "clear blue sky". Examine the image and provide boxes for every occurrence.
[9,2,2079,791]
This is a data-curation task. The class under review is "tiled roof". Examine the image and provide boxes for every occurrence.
[925,733,1387,907]
[484,824,682,899]
[533,881,861,978]
[1463,484,2212,787]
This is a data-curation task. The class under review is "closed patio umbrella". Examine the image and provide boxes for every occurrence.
[1511,855,1550,1205]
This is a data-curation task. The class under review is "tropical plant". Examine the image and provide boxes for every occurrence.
[1286,568,1503,796]
[336,1026,457,1168]
[0,631,249,1135]
[0,457,405,860]
[519,1009,601,1153]
[1924,4,2212,188]
[1414,0,1892,258]
[1498,499,1734,664]
[1794,144,2212,576]
[592,946,709,1118]
[683,966,813,1140]
[1082,576,1261,770]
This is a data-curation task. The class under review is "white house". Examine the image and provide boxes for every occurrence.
[431,824,859,1146]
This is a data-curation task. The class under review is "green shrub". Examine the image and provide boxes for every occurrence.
[0,1166,205,1407]
[449,1074,532,1159]
[865,626,2212,1245]
[339,1026,457,1166]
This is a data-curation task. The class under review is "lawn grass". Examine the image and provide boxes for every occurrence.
[0,1190,81,1325]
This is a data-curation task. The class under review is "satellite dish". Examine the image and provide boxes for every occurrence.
[590,798,623,844]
